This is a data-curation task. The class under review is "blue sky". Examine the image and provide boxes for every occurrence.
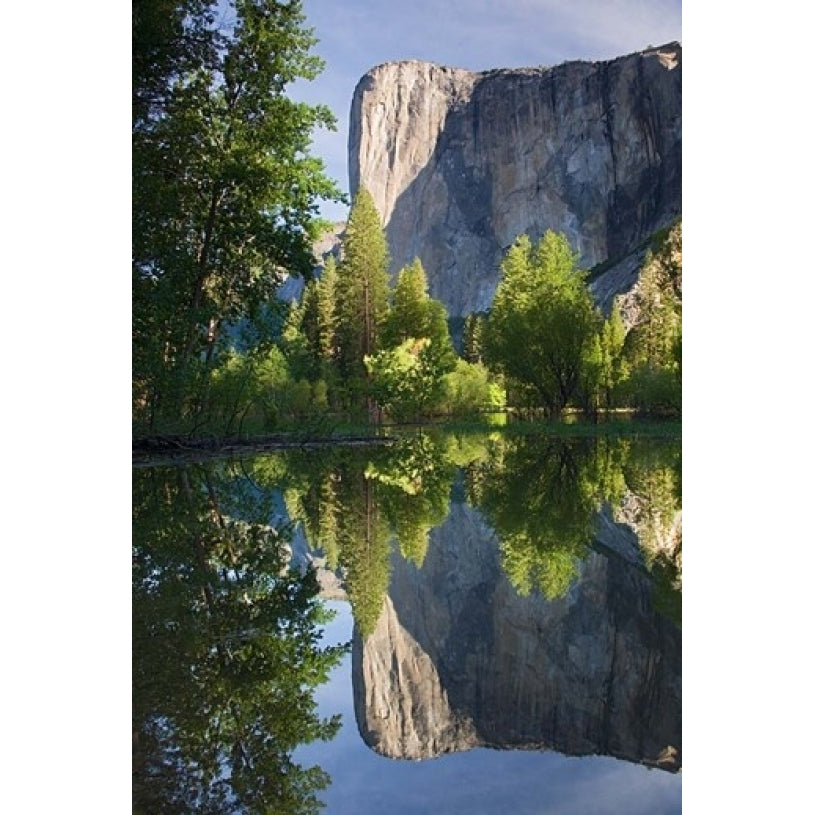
[291,0,682,221]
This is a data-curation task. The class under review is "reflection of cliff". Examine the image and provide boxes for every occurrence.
[352,501,681,771]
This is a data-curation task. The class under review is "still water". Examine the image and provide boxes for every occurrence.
[133,430,681,813]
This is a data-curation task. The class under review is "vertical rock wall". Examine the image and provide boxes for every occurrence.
[348,43,681,316]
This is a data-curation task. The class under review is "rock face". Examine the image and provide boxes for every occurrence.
[352,502,681,770]
[349,43,681,316]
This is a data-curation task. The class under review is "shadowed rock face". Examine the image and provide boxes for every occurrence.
[352,503,681,771]
[349,43,681,316]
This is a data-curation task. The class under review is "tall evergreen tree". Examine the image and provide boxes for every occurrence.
[283,254,340,389]
[462,312,488,364]
[334,188,391,403]
[622,220,682,415]
[383,258,456,368]
[364,257,458,419]
[313,255,339,366]
[626,221,682,369]
[581,300,628,411]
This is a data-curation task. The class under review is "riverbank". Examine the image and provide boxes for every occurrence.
[133,415,680,467]
[132,432,396,468]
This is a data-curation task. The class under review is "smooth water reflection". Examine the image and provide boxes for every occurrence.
[132,466,347,814]
[298,602,681,815]
[133,430,681,813]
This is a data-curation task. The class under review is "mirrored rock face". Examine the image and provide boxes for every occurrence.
[352,500,681,771]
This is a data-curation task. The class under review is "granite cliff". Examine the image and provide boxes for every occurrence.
[352,502,681,770]
[348,43,681,317]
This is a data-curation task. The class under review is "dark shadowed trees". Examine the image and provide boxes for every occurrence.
[133,0,342,431]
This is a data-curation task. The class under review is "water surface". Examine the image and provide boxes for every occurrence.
[133,430,681,813]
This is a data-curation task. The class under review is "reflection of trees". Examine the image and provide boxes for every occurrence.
[270,448,392,640]
[471,436,628,600]
[619,440,682,625]
[132,465,345,814]
[277,436,456,636]
[368,435,455,568]
[334,468,392,639]
[470,433,681,619]
[233,432,681,637]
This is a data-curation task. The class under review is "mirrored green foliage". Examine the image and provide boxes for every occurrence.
[367,435,456,568]
[471,435,631,600]
[257,447,392,639]
[618,439,682,625]
[132,464,346,814]
[276,437,455,633]
[169,430,681,654]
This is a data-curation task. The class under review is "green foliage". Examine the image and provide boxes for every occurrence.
[133,0,343,432]
[620,439,682,625]
[441,431,501,469]
[623,365,681,416]
[622,221,682,416]
[312,256,340,370]
[382,259,456,366]
[367,436,455,568]
[334,188,391,386]
[202,430,680,651]
[484,231,601,414]
[335,472,392,639]
[472,435,628,600]
[440,359,506,416]
[359,258,458,421]
[283,256,340,390]
[271,447,393,638]
[462,312,488,364]
[203,345,334,434]
[621,440,682,557]
[365,338,450,422]
[280,299,314,381]
[581,301,628,411]
[276,437,455,630]
[205,345,290,433]
[132,463,346,813]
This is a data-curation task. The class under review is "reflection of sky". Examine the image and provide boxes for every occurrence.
[295,601,681,815]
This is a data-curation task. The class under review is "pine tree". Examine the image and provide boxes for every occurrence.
[335,188,391,407]
[622,220,682,415]
[462,312,487,364]
[314,255,339,366]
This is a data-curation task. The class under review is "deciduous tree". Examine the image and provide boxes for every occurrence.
[133,0,342,430]
[484,231,600,414]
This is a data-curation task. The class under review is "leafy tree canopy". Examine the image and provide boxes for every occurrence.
[133,0,343,430]
[484,231,600,414]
